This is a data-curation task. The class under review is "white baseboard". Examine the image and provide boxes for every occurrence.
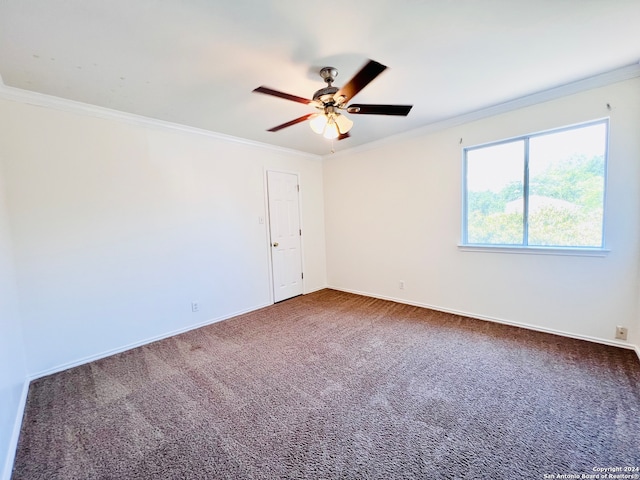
[5,301,273,478]
[5,287,638,479]
[2,379,30,480]
[30,301,271,381]
[29,289,330,380]
[328,286,639,353]
[304,285,329,295]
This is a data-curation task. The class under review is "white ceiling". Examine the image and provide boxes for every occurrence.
[1,0,639,156]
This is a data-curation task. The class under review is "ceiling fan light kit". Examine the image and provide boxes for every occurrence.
[253,59,413,142]
[309,108,354,139]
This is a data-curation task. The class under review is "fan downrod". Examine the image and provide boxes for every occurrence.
[313,67,339,103]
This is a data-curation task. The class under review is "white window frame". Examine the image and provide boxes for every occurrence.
[460,119,610,256]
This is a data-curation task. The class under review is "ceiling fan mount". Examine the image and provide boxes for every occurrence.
[253,59,413,140]
[319,66,338,85]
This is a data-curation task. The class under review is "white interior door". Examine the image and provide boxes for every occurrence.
[267,171,303,302]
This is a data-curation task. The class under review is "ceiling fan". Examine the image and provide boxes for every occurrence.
[253,59,412,140]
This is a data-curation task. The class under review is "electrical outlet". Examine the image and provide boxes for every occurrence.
[615,326,628,341]
[399,281,405,290]
[191,301,200,313]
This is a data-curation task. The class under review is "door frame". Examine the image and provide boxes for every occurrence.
[263,168,305,304]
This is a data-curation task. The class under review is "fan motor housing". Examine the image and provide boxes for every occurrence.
[312,86,338,104]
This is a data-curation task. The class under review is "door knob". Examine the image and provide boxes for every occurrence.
[272,242,279,247]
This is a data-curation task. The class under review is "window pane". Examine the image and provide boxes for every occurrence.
[466,140,525,245]
[528,123,606,247]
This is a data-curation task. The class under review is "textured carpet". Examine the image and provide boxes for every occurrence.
[12,289,640,479]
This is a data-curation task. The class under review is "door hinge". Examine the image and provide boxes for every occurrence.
[297,184,300,192]
[299,229,302,236]
[301,272,304,279]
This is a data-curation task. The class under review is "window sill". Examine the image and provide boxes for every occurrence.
[457,245,610,257]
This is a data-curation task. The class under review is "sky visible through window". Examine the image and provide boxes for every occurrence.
[468,123,606,192]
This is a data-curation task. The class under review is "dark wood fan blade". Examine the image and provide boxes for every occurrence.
[253,86,312,105]
[346,104,413,116]
[267,113,315,132]
[335,60,387,103]
[338,132,350,141]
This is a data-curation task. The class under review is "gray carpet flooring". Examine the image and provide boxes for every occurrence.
[12,289,640,479]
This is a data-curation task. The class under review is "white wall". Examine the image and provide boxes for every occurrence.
[0,97,326,376]
[0,149,28,478]
[324,78,640,347]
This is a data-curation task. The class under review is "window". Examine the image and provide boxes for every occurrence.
[462,119,608,249]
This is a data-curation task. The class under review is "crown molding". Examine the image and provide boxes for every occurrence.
[0,74,321,161]
[325,61,640,159]
[2,60,638,162]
